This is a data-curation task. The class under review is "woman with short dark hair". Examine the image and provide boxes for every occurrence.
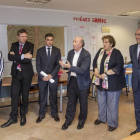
[92,35,125,131]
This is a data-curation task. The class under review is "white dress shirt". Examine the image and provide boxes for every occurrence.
[137,44,140,59]
[46,45,52,56]
[71,48,82,77]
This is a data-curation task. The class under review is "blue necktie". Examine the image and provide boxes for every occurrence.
[47,48,50,62]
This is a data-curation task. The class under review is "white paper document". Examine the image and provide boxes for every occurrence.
[40,71,55,83]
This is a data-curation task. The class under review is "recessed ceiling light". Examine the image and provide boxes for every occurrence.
[125,10,140,15]
[26,0,51,5]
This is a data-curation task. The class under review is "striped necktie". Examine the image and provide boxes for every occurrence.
[17,44,23,69]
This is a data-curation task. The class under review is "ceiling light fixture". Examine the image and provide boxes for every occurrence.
[26,0,51,5]
[125,10,140,15]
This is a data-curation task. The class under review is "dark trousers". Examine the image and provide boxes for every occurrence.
[10,71,32,120]
[133,70,140,131]
[38,80,58,117]
[65,76,88,123]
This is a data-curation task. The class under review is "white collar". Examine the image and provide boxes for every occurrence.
[46,45,52,49]
[74,48,82,54]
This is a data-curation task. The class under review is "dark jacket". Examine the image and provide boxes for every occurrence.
[36,46,61,82]
[129,44,140,92]
[93,48,126,91]
[8,41,34,78]
[67,48,91,90]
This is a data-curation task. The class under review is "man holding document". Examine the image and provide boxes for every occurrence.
[36,33,61,123]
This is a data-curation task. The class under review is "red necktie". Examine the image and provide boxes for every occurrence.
[17,44,23,69]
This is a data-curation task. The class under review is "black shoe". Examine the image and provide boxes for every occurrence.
[36,116,45,123]
[94,119,104,125]
[108,126,117,131]
[20,117,26,126]
[52,115,60,122]
[62,121,71,130]
[130,129,140,135]
[77,122,85,129]
[1,119,17,128]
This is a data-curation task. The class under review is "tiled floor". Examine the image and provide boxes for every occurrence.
[0,89,137,140]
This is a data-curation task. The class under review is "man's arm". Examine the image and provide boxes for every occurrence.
[8,44,21,61]
[51,49,61,79]
[36,49,44,80]
[69,54,91,74]
[8,43,34,63]
[129,46,132,64]
[20,44,34,64]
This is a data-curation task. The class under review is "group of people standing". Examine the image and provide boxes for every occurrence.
[0,28,140,136]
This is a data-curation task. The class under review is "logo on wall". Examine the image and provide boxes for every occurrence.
[73,16,106,23]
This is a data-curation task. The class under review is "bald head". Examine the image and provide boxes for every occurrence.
[73,37,85,52]
[135,29,140,44]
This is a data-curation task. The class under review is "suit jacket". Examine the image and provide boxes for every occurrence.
[36,46,61,82]
[67,48,91,90]
[8,41,34,78]
[129,44,140,92]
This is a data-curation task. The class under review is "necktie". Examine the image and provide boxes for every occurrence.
[138,52,140,65]
[47,48,50,62]
[17,44,23,69]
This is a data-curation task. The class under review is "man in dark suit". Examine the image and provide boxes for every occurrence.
[59,37,91,130]
[130,29,140,135]
[1,29,34,128]
[36,33,61,123]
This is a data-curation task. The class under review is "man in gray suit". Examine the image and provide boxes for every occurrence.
[130,29,140,135]
[59,37,91,130]
[36,33,61,123]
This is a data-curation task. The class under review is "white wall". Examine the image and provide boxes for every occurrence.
[110,16,139,62]
[0,6,139,77]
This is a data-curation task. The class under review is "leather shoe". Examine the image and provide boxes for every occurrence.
[108,126,117,131]
[94,119,104,125]
[52,115,60,122]
[130,129,140,135]
[36,116,45,123]
[20,117,26,126]
[77,122,85,129]
[62,121,71,130]
[1,119,17,128]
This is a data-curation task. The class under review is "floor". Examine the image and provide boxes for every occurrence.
[0,89,137,140]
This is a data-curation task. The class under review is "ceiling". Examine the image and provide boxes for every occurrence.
[0,0,140,18]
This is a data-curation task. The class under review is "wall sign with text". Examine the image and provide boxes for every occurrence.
[73,16,106,23]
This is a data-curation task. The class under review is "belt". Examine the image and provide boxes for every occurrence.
[71,76,76,78]
[17,69,21,71]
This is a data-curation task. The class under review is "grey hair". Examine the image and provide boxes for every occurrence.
[81,38,85,47]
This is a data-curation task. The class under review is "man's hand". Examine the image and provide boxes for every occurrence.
[47,74,52,80]
[24,52,32,59]
[99,73,106,80]
[10,51,15,55]
[64,60,71,69]
[59,60,65,67]
[42,76,49,81]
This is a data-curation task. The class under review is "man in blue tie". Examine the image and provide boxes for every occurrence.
[130,29,140,135]
[36,33,61,123]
